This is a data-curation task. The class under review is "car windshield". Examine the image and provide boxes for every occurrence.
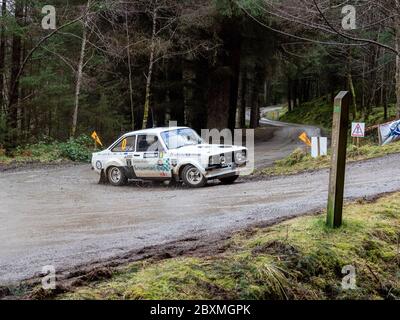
[161,128,203,149]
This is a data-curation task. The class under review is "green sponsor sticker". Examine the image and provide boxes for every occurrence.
[334,105,341,113]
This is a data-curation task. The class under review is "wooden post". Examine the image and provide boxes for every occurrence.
[378,125,382,145]
[327,91,350,228]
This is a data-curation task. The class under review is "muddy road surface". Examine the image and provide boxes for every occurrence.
[1,153,400,285]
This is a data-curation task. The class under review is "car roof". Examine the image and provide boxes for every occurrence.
[122,127,189,137]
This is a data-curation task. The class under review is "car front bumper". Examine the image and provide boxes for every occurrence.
[204,162,246,179]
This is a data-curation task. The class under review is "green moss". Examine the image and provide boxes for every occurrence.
[61,255,289,300]
[261,141,400,176]
[59,193,400,300]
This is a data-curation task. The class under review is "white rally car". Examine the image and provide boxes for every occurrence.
[91,127,248,188]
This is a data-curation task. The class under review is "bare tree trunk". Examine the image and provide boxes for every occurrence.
[71,25,87,137]
[183,59,196,127]
[365,45,380,120]
[227,35,241,131]
[235,69,243,128]
[348,73,357,119]
[207,68,231,130]
[287,78,292,112]
[382,63,388,120]
[164,63,171,125]
[0,0,6,111]
[239,69,247,128]
[125,8,135,130]
[249,70,259,129]
[71,1,90,137]
[361,55,365,114]
[395,13,400,119]
[383,84,388,121]
[142,7,157,129]
[6,0,23,148]
[346,48,357,119]
[293,79,299,109]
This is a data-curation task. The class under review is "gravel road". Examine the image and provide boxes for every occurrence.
[1,153,400,285]
[254,112,322,169]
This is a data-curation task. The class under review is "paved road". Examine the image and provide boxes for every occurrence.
[1,153,400,285]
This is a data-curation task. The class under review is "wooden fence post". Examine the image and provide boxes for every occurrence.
[327,91,350,228]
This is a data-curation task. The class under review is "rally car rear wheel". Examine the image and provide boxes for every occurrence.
[182,165,206,188]
[107,166,127,186]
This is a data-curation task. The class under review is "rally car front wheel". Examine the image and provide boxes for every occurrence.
[182,165,207,188]
[107,166,127,186]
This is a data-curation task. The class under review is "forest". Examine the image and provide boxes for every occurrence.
[0,0,399,149]
[2,1,400,302]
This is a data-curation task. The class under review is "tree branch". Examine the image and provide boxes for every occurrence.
[7,13,89,110]
[236,1,367,47]
[312,0,399,55]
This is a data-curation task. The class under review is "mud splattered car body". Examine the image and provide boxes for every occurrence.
[91,127,248,187]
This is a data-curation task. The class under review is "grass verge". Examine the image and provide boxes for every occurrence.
[0,135,94,166]
[279,97,334,131]
[260,141,400,176]
[42,192,400,300]
[280,96,398,132]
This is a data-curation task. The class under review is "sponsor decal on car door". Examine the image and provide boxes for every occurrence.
[133,134,171,178]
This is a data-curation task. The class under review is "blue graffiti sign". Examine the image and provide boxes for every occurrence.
[380,119,400,145]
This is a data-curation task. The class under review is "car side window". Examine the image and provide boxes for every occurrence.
[111,135,136,152]
[137,135,163,152]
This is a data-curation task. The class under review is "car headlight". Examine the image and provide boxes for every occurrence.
[220,155,226,165]
[209,155,219,166]
[235,150,246,163]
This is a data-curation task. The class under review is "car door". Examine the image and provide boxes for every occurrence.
[132,134,172,179]
[110,135,137,167]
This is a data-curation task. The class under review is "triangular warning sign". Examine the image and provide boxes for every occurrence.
[353,123,362,135]
[351,123,364,137]
[353,124,362,135]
